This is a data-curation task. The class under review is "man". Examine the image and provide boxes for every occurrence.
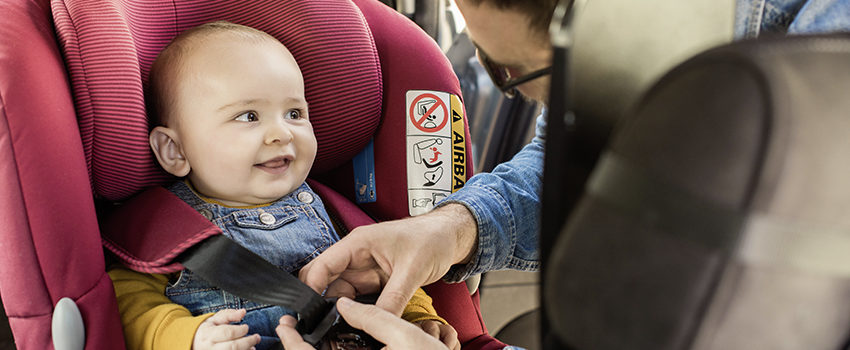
[278,0,850,348]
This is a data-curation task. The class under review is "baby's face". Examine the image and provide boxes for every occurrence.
[169,37,315,206]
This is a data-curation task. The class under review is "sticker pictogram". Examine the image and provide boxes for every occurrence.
[408,93,449,133]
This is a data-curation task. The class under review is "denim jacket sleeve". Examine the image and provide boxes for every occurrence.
[438,112,545,282]
[735,0,850,39]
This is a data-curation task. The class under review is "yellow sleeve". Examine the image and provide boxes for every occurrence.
[401,288,447,324]
[108,266,214,350]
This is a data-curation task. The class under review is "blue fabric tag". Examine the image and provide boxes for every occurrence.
[353,139,377,203]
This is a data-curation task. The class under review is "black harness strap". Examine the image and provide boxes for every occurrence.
[178,234,334,343]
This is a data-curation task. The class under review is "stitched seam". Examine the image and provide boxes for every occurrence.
[0,91,52,317]
[750,0,766,37]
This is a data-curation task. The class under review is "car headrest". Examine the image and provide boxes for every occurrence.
[546,33,850,350]
[52,0,382,201]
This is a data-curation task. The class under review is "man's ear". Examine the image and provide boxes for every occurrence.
[150,126,190,177]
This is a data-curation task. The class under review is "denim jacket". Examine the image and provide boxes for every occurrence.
[440,0,850,282]
[165,181,339,349]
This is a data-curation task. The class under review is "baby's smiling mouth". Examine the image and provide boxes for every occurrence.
[255,156,292,173]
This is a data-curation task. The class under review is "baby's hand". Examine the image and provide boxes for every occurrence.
[193,308,260,350]
[417,320,460,350]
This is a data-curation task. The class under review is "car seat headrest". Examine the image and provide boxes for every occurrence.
[52,0,382,201]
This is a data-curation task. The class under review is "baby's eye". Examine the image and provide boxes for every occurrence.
[285,109,303,120]
[235,111,259,122]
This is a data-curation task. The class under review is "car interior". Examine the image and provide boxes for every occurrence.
[1,0,849,349]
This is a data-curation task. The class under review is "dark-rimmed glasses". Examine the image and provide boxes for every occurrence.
[475,44,553,99]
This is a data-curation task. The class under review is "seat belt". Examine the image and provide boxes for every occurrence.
[178,234,338,344]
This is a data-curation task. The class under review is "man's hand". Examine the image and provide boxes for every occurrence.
[193,309,260,350]
[275,316,315,350]
[417,320,460,350]
[299,203,479,315]
[276,297,450,350]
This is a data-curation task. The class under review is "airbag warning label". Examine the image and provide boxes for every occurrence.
[406,90,466,216]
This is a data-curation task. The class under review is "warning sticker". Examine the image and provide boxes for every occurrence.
[409,93,449,133]
[406,90,466,216]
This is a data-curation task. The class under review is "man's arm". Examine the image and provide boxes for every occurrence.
[439,113,546,281]
[300,113,546,315]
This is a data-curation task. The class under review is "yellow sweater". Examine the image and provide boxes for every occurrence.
[109,267,444,350]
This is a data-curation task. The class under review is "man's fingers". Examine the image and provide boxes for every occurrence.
[299,244,351,293]
[276,315,315,350]
[375,271,419,316]
[299,260,334,294]
[324,279,357,299]
[211,334,260,350]
[419,321,441,339]
[208,308,247,325]
[337,297,438,348]
[207,324,250,343]
[440,325,460,350]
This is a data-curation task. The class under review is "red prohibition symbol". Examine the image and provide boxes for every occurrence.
[409,93,448,133]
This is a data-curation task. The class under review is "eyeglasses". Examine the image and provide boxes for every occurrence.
[475,44,553,99]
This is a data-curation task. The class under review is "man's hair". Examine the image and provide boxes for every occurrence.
[145,21,281,126]
[465,0,560,34]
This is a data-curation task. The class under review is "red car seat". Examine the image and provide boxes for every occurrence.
[0,0,506,348]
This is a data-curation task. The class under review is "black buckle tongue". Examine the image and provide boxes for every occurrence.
[298,297,341,346]
[297,294,383,349]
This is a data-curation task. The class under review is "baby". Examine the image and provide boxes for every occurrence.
[108,21,456,350]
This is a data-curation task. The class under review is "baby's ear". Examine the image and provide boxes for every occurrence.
[149,126,190,177]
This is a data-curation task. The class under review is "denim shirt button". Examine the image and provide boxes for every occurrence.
[297,191,314,204]
[259,212,276,225]
[199,209,213,221]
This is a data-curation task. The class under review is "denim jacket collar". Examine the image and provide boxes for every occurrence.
[168,180,321,222]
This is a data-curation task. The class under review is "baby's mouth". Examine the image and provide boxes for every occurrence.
[255,156,292,173]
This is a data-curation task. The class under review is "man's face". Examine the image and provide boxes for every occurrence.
[456,0,553,104]
[169,37,317,206]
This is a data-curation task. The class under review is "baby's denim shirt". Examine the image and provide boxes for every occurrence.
[165,181,339,348]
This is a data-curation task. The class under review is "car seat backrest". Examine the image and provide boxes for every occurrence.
[546,33,850,350]
[52,0,383,201]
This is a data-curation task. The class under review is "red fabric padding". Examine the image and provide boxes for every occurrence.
[308,179,377,232]
[0,0,125,348]
[99,179,377,274]
[100,186,221,273]
[424,282,507,348]
[52,0,383,201]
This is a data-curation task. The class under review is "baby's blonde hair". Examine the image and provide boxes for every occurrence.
[145,21,284,126]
